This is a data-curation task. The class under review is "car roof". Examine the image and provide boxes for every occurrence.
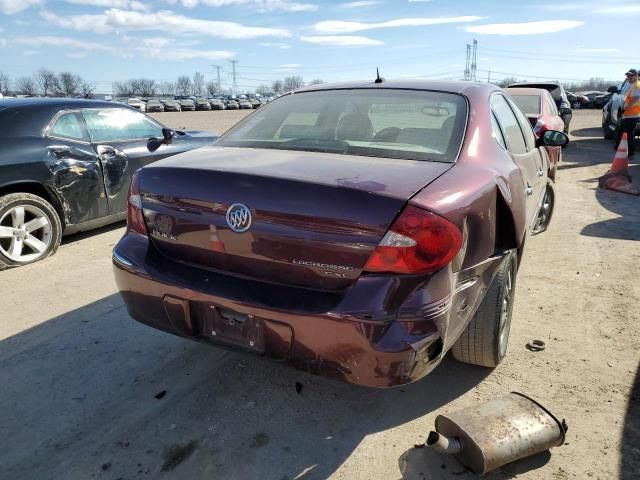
[0,97,119,109]
[294,79,496,97]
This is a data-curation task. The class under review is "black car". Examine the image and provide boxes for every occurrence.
[508,82,572,133]
[602,79,640,140]
[0,98,215,269]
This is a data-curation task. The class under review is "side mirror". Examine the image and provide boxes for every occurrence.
[607,86,619,94]
[147,128,175,152]
[540,130,569,148]
[162,128,175,142]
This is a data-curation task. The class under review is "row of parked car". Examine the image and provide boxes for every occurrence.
[121,96,269,113]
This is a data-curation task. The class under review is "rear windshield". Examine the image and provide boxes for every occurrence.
[216,89,468,163]
[509,95,541,115]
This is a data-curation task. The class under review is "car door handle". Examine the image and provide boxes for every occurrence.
[526,184,534,196]
[537,170,544,177]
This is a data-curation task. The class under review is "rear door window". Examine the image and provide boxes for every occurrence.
[504,96,536,152]
[83,108,162,143]
[49,112,89,142]
[544,91,559,116]
[490,95,528,155]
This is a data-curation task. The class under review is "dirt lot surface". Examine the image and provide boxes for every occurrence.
[1,109,638,480]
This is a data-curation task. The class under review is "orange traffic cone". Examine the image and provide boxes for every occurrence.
[610,132,629,174]
[599,133,639,195]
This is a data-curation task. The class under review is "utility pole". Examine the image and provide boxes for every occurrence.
[487,70,491,84]
[471,39,478,82]
[211,65,221,90]
[464,44,471,81]
[229,60,238,96]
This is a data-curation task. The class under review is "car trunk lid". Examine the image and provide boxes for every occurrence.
[139,146,452,290]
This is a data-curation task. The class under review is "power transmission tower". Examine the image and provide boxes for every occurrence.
[229,60,238,95]
[471,39,478,82]
[211,65,221,90]
[464,44,471,81]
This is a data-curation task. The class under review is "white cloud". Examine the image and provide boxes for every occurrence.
[279,63,301,68]
[574,48,620,53]
[0,0,42,15]
[66,0,148,11]
[14,35,116,52]
[139,46,233,60]
[300,35,384,46]
[465,20,583,35]
[12,34,233,61]
[178,0,317,11]
[594,5,640,15]
[41,8,291,39]
[258,42,291,49]
[340,1,380,7]
[313,16,483,34]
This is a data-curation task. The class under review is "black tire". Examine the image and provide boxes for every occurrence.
[532,181,555,235]
[451,250,517,368]
[0,193,62,270]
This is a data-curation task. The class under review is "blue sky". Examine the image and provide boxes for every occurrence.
[0,0,638,93]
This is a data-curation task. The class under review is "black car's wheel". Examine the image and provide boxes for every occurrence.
[532,181,555,235]
[451,250,517,368]
[0,193,62,270]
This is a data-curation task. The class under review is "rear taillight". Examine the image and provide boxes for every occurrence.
[127,171,148,235]
[364,206,462,275]
[533,119,547,137]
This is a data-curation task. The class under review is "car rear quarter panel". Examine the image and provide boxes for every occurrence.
[410,87,527,270]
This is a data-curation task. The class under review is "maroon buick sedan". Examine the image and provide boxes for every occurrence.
[112,80,567,387]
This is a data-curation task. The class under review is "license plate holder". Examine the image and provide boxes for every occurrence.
[203,305,265,354]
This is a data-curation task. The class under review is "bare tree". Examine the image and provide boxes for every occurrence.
[256,84,270,96]
[35,68,60,97]
[206,80,220,97]
[58,72,81,97]
[176,76,191,96]
[16,76,38,96]
[308,79,325,85]
[192,72,205,97]
[272,80,283,94]
[136,78,157,96]
[0,72,10,96]
[113,80,135,97]
[283,76,304,92]
[80,81,95,98]
[159,81,176,97]
[497,76,518,88]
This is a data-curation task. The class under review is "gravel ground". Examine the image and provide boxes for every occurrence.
[148,109,252,135]
[0,110,638,480]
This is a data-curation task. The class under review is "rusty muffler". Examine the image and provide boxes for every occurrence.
[426,392,566,475]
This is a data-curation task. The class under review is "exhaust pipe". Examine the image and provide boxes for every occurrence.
[425,392,566,475]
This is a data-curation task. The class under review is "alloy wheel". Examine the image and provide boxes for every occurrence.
[0,205,53,263]
[498,267,513,358]
[533,187,553,234]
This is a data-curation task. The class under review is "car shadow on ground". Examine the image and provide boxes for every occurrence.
[569,127,603,138]
[621,363,640,480]
[580,164,640,241]
[61,220,125,245]
[0,294,505,480]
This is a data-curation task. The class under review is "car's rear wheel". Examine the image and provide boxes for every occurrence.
[451,250,517,368]
[532,181,555,235]
[0,193,62,270]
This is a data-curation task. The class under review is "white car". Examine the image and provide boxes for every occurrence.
[127,98,146,112]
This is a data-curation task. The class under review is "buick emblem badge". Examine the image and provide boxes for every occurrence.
[226,203,252,233]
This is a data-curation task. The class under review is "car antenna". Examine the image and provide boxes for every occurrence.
[375,68,384,84]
